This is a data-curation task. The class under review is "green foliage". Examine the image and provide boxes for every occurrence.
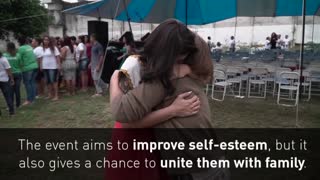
[0,0,51,39]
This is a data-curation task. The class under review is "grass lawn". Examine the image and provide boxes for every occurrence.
[0,88,319,128]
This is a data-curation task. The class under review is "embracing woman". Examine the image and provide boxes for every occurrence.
[109,19,228,180]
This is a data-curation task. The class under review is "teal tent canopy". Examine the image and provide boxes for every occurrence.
[63,0,320,25]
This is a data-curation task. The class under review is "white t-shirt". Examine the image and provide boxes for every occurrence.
[0,57,11,82]
[230,39,235,47]
[42,47,60,69]
[33,46,43,59]
[283,38,290,49]
[76,43,87,61]
[265,40,271,49]
[120,55,141,88]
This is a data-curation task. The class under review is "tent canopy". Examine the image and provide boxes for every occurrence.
[63,0,320,25]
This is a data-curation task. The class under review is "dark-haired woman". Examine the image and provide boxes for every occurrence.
[110,19,228,180]
[17,36,39,106]
[76,35,89,92]
[32,38,45,98]
[41,36,61,101]
[4,42,22,108]
[61,37,76,96]
[117,31,136,68]
[270,32,278,49]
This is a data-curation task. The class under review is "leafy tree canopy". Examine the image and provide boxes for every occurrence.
[0,0,51,39]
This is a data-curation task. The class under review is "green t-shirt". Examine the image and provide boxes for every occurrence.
[18,45,38,72]
[3,53,21,74]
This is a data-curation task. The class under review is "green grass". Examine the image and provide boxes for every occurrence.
[0,88,319,128]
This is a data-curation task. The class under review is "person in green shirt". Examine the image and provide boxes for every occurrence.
[4,42,22,108]
[17,36,38,106]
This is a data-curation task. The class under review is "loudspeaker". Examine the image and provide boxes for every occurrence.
[88,21,108,47]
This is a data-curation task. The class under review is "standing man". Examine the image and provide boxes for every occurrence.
[229,36,236,52]
[90,34,105,97]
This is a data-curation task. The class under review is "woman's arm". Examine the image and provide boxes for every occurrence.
[6,69,14,85]
[110,70,166,123]
[121,91,200,128]
[60,47,67,62]
[56,56,61,70]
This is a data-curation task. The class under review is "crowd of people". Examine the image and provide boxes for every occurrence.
[207,33,291,52]
[265,33,290,50]
[0,34,106,115]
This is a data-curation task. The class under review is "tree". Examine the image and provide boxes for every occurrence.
[0,0,51,39]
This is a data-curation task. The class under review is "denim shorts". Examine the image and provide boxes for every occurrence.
[43,69,58,84]
[78,58,89,71]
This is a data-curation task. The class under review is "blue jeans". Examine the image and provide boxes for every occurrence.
[22,69,37,102]
[43,69,58,84]
[0,81,14,114]
[12,73,22,107]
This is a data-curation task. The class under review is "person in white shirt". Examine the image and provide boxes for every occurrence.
[212,42,222,62]
[31,38,45,97]
[207,36,213,49]
[229,36,236,52]
[40,36,61,101]
[76,35,89,91]
[0,52,15,115]
[283,35,290,50]
[61,37,77,96]
[276,34,283,49]
[265,37,271,50]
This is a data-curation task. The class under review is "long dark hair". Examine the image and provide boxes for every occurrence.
[120,31,135,47]
[7,42,17,56]
[43,36,55,54]
[78,35,85,44]
[140,19,197,95]
[63,37,74,54]
[18,36,27,46]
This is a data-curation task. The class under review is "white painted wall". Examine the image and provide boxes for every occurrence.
[64,15,320,46]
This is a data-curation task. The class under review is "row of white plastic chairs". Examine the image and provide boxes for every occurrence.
[206,62,320,106]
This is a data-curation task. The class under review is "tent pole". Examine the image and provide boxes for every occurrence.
[299,0,306,99]
[123,0,132,33]
[251,17,255,48]
[312,15,315,52]
[234,17,238,38]
[112,18,114,40]
[185,0,188,26]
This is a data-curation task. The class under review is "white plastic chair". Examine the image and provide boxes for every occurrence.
[261,65,277,94]
[214,63,227,72]
[226,67,244,97]
[248,68,268,99]
[294,70,311,101]
[211,70,232,101]
[307,68,320,97]
[277,72,300,107]
[273,68,292,97]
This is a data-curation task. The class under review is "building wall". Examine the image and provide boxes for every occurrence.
[64,15,320,45]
